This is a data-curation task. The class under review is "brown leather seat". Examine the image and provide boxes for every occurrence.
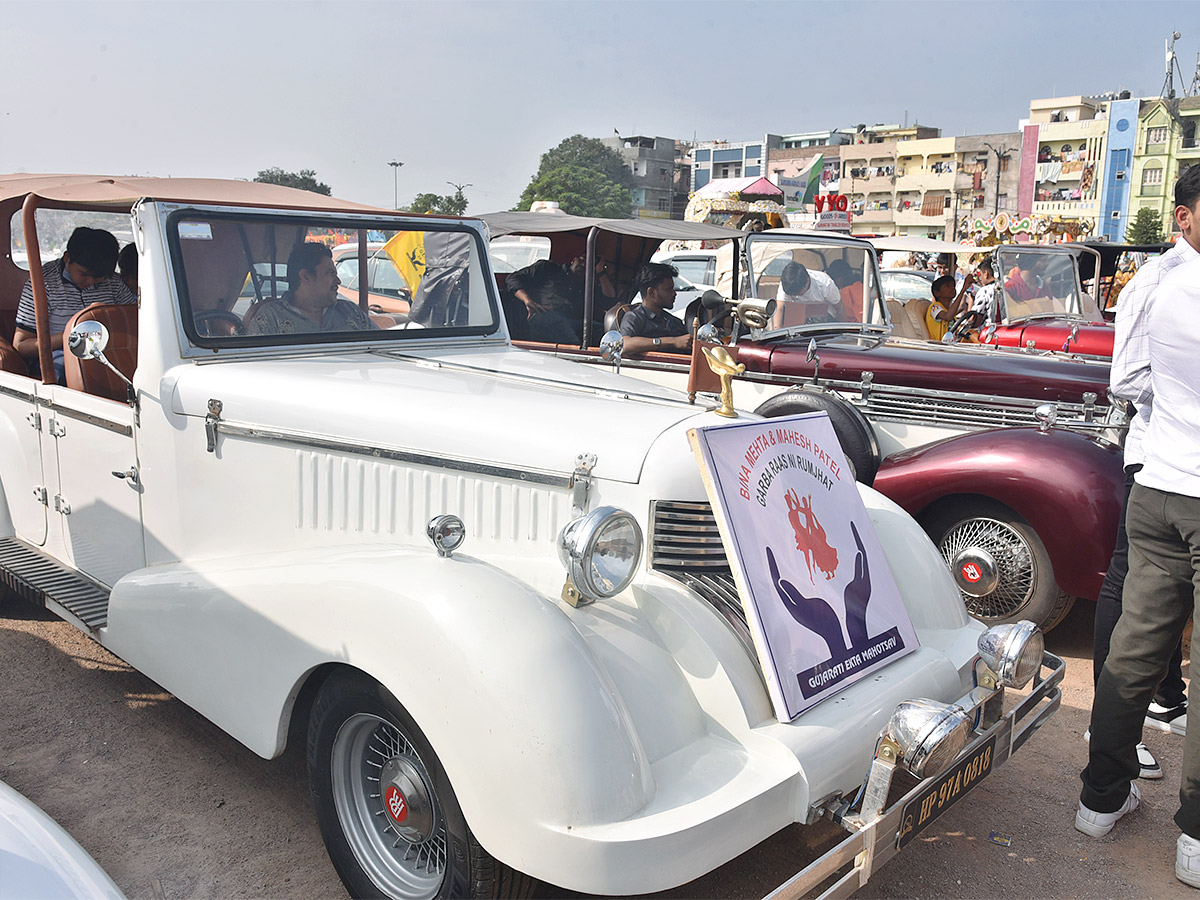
[62,304,138,402]
[603,302,634,334]
[0,336,28,376]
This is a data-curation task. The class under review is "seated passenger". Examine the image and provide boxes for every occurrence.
[118,242,138,293]
[245,243,376,335]
[13,227,136,382]
[827,259,864,322]
[1004,255,1042,302]
[925,273,975,341]
[504,259,580,343]
[772,262,841,327]
[618,263,692,357]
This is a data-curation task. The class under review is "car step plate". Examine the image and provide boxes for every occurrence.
[0,537,110,629]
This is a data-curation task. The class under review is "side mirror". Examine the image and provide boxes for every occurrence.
[67,319,110,361]
[599,329,623,374]
[67,320,135,398]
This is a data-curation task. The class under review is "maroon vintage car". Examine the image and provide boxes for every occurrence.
[485,215,1126,631]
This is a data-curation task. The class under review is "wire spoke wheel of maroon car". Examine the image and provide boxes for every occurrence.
[927,503,1075,631]
[308,670,536,900]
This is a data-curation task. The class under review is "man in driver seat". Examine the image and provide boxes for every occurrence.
[245,243,376,335]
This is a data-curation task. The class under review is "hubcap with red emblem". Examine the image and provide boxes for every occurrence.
[331,713,446,898]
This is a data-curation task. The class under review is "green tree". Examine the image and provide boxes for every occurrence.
[406,188,468,216]
[253,167,332,196]
[1125,206,1164,243]
[517,135,632,217]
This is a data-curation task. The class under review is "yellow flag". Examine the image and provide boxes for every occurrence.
[383,231,426,295]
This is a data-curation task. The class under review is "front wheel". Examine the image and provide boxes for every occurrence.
[307,670,536,900]
[925,501,1075,632]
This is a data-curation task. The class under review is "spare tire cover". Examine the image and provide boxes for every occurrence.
[754,388,881,485]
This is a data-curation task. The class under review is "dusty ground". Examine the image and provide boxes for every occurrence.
[0,597,1194,900]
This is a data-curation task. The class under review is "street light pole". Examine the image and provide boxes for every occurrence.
[388,160,404,209]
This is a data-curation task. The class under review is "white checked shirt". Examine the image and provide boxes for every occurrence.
[1137,255,1200,497]
[1110,239,1199,466]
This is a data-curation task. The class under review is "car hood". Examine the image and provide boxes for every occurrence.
[737,330,1112,402]
[167,343,704,484]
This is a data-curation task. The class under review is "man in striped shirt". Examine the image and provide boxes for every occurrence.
[13,227,137,382]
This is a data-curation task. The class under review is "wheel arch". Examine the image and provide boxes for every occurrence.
[873,428,1123,601]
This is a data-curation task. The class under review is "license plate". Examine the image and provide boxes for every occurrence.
[896,735,996,848]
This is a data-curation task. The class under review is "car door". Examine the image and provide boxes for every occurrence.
[40,385,144,587]
[0,372,48,545]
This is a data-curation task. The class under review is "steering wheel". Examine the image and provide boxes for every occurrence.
[194,309,246,337]
[946,309,984,342]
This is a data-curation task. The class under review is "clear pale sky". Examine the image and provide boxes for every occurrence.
[1,0,1193,213]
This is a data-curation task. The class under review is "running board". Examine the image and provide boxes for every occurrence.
[0,537,109,630]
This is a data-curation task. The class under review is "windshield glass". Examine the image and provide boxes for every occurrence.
[169,213,498,346]
[995,247,1099,322]
[742,235,885,331]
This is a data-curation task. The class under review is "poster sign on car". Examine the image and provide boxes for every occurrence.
[689,412,919,720]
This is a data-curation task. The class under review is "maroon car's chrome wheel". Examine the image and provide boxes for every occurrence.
[937,516,1035,619]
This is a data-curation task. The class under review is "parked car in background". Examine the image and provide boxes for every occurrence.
[491,215,1126,631]
[651,247,718,289]
[0,175,1061,900]
[330,241,412,317]
[0,778,125,899]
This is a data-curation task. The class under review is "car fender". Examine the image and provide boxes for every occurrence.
[872,428,1123,599]
[102,546,672,866]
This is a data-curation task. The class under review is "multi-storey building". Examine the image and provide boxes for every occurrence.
[951,133,1024,237]
[1130,96,1200,238]
[690,136,781,191]
[601,134,678,219]
[1017,97,1109,235]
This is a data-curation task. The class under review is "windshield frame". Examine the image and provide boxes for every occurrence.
[162,205,503,358]
[994,245,1100,324]
[742,231,888,339]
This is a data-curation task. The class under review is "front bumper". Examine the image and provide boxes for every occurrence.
[763,649,1065,900]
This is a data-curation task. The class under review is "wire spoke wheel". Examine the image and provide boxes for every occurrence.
[331,713,447,900]
[938,516,1036,620]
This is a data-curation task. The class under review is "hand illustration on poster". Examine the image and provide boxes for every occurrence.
[689,412,919,721]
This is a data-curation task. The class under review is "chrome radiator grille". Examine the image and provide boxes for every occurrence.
[650,500,753,651]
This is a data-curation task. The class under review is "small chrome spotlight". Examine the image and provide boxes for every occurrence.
[977,620,1044,689]
[880,699,972,779]
[426,515,465,558]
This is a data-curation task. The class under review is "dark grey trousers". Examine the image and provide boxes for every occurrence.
[1081,484,1200,836]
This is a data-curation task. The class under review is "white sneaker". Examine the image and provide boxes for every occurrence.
[1146,700,1188,736]
[1076,782,1141,837]
[1084,730,1162,779]
[1177,833,1200,887]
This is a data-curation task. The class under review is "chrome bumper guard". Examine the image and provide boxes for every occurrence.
[763,650,1065,900]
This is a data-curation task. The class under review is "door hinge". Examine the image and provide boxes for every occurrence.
[26,411,41,431]
[53,494,71,515]
[569,453,597,517]
[32,486,47,505]
[48,418,67,438]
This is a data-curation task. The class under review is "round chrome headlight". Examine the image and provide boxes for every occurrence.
[558,506,643,602]
[882,699,973,779]
[977,620,1044,689]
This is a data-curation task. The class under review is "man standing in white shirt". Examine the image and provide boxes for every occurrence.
[1090,165,1200,779]
[1077,166,1200,889]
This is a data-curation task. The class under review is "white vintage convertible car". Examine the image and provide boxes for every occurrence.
[0,174,1061,899]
